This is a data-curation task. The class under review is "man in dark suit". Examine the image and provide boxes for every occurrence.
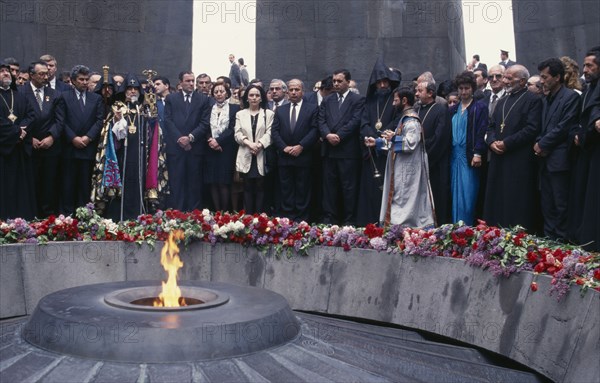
[499,50,516,68]
[267,79,289,110]
[318,69,365,225]
[304,76,334,106]
[56,65,104,214]
[473,67,491,102]
[534,58,580,241]
[271,79,319,221]
[40,54,71,93]
[153,76,170,126]
[164,71,211,211]
[228,54,241,89]
[472,54,487,71]
[20,61,62,216]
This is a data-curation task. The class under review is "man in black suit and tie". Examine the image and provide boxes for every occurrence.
[56,65,104,214]
[20,61,62,216]
[271,79,319,221]
[533,58,580,241]
[318,69,365,225]
[164,71,211,211]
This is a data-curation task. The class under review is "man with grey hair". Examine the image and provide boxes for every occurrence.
[271,79,319,221]
[265,78,289,213]
[415,80,451,224]
[39,54,70,93]
[268,79,288,110]
[417,71,447,106]
[484,64,506,117]
[484,64,542,231]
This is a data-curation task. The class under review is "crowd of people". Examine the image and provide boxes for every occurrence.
[1,48,599,251]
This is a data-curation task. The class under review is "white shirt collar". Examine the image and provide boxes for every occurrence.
[30,82,44,93]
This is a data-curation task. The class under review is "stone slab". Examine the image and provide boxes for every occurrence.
[508,274,598,382]
[21,242,125,314]
[0,245,26,318]
[328,248,403,323]
[391,256,476,336]
[562,294,600,383]
[210,244,266,287]
[264,247,335,312]
[256,0,465,94]
[513,0,600,72]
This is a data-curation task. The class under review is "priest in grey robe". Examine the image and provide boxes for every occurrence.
[366,87,435,228]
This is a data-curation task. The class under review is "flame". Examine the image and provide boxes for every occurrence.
[154,230,186,307]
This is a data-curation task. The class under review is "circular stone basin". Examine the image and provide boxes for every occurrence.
[104,286,230,311]
[23,281,300,363]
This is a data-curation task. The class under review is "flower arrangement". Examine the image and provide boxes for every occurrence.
[1,205,598,299]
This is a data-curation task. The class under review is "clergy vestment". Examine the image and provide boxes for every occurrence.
[568,80,600,250]
[484,87,542,230]
[418,101,451,225]
[379,113,434,227]
[0,87,36,219]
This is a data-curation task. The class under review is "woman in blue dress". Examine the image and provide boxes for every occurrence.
[449,71,488,225]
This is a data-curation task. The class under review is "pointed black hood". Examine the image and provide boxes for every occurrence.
[367,56,401,97]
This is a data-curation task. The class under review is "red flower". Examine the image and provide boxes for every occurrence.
[527,251,538,263]
[594,269,600,281]
[534,262,546,273]
[364,223,384,239]
[530,282,538,291]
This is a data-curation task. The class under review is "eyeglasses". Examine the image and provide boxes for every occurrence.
[269,87,281,91]
[490,74,503,79]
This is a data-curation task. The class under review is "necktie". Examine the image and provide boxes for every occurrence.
[290,103,297,133]
[35,88,43,110]
[273,103,278,112]
[338,95,343,109]
[78,92,85,111]
[185,94,190,114]
[489,94,498,116]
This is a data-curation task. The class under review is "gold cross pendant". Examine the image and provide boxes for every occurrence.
[500,122,505,134]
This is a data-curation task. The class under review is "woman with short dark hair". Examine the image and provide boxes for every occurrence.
[204,81,240,211]
[449,71,488,225]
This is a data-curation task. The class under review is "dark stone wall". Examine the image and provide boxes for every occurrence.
[512,0,600,71]
[256,0,466,93]
[0,0,192,84]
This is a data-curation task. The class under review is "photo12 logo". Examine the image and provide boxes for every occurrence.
[199,1,339,24]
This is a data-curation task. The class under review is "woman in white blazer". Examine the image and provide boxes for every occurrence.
[234,84,274,214]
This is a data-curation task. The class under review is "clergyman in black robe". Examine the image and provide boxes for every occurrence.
[416,80,452,225]
[568,48,600,251]
[356,57,399,227]
[484,65,542,231]
[0,63,36,219]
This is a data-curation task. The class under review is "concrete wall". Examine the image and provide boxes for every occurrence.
[512,0,600,72]
[0,0,193,85]
[256,0,466,92]
[1,242,597,382]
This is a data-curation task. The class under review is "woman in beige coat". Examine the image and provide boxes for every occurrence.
[234,84,274,214]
